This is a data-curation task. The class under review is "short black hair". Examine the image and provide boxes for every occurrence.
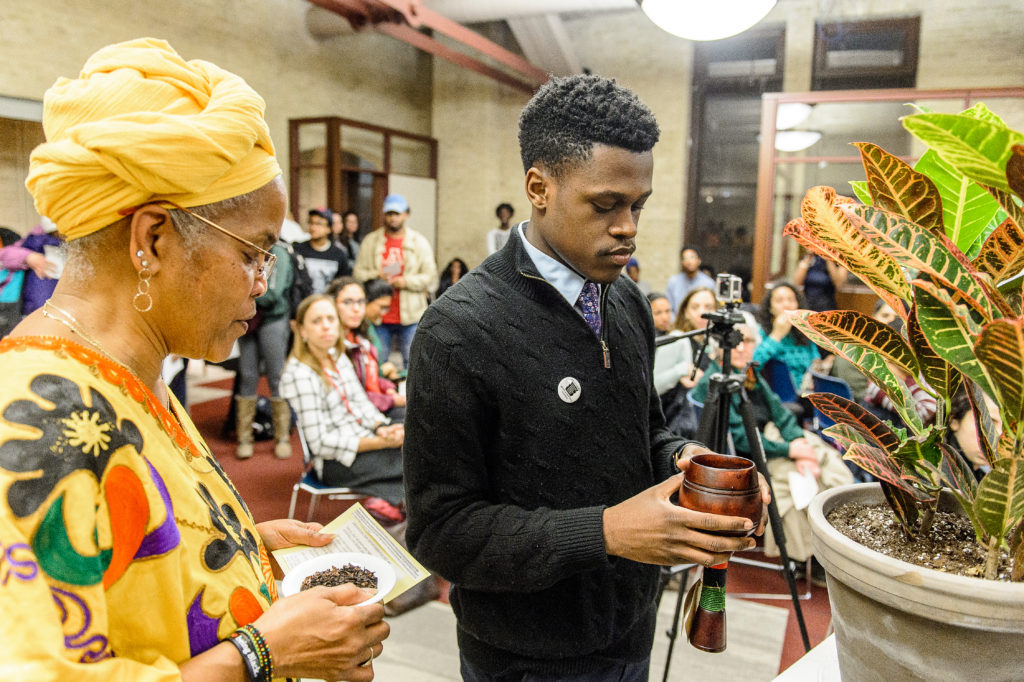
[363,278,394,301]
[518,75,660,176]
[646,292,668,304]
[308,207,332,223]
[681,245,700,257]
[495,203,514,217]
[0,226,19,246]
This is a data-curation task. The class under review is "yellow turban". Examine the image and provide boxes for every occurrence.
[26,38,281,241]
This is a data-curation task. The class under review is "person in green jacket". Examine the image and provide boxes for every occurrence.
[235,237,295,459]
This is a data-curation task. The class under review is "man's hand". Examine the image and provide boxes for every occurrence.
[603,474,759,568]
[388,275,407,289]
[676,444,771,535]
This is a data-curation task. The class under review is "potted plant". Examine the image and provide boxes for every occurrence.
[781,103,1024,681]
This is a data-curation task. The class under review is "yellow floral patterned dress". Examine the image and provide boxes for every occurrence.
[0,337,278,679]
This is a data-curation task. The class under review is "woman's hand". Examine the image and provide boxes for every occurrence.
[256,519,334,552]
[680,367,702,390]
[789,439,821,478]
[256,585,390,681]
[788,438,814,460]
[380,361,400,380]
[770,311,793,340]
[256,520,335,579]
[374,424,404,448]
[387,391,407,407]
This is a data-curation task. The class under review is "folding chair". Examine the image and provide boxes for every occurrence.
[761,357,808,425]
[810,370,874,483]
[810,370,853,434]
[287,420,367,521]
[761,357,798,403]
[686,392,704,425]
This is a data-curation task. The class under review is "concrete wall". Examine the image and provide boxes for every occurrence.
[431,52,529,270]
[0,0,432,231]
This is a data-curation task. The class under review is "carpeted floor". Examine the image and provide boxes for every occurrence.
[187,368,832,676]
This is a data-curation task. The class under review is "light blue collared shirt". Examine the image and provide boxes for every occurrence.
[518,221,598,309]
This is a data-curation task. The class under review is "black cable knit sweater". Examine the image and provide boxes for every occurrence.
[404,229,690,676]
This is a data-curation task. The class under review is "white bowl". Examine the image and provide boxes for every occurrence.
[281,552,397,604]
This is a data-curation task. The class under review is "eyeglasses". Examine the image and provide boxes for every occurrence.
[338,298,367,307]
[161,202,276,281]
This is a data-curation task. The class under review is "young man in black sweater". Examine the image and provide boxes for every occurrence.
[404,75,768,681]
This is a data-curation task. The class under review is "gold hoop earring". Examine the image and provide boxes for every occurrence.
[133,258,153,313]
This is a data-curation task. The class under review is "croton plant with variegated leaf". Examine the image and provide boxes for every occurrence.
[782,103,1024,581]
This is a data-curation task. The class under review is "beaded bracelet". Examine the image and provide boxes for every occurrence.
[228,624,274,682]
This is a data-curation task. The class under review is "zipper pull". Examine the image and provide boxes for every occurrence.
[601,339,611,369]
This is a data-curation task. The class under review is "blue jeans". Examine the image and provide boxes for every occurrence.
[459,654,650,682]
[375,322,418,370]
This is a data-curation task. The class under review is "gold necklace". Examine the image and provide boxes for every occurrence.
[42,301,130,368]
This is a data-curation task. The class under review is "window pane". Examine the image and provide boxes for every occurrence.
[768,96,1022,282]
[340,125,384,171]
[298,122,327,165]
[298,166,327,223]
[390,136,433,177]
[693,94,761,275]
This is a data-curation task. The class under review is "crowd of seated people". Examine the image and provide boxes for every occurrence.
[650,286,716,438]
[278,294,407,523]
[327,276,406,421]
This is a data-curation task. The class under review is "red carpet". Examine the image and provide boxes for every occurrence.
[189,378,831,673]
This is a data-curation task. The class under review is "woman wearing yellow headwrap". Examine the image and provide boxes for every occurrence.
[1,38,388,681]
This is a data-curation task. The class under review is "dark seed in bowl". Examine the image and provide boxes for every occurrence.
[300,563,378,591]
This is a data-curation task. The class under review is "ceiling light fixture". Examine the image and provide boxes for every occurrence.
[774,130,823,152]
[775,102,813,130]
[638,0,778,42]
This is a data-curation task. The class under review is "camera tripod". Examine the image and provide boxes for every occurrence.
[656,297,811,679]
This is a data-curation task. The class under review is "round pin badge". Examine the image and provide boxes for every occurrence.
[557,377,582,403]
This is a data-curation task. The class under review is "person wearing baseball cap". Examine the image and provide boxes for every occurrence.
[352,193,437,370]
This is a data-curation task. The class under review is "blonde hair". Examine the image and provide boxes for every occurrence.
[289,294,345,385]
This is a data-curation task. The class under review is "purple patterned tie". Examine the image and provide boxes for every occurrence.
[576,281,602,336]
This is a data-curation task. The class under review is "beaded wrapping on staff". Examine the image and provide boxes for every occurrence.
[229,624,274,682]
[698,564,728,613]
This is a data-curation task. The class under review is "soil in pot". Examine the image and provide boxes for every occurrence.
[828,501,1012,581]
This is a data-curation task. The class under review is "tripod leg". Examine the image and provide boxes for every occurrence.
[662,570,688,682]
[735,391,812,653]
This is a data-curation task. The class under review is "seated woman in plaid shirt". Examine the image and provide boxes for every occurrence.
[280,294,405,520]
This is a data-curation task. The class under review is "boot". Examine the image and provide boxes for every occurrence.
[235,396,257,459]
[270,397,293,459]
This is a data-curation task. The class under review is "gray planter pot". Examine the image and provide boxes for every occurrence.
[808,483,1024,682]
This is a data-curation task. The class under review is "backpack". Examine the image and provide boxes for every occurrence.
[284,243,314,317]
